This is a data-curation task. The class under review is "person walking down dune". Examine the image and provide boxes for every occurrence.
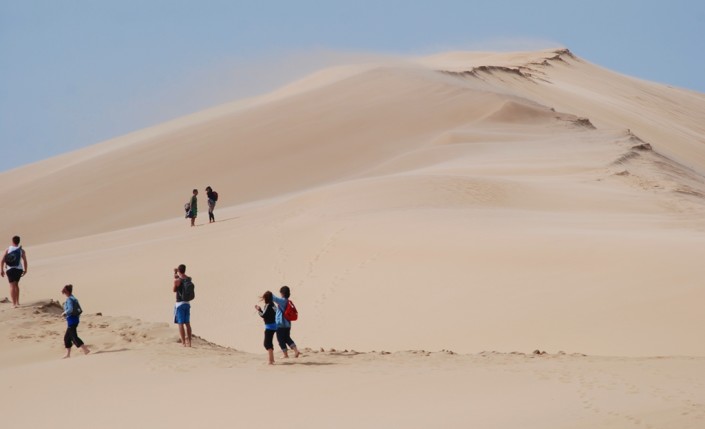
[205,186,218,223]
[173,264,194,347]
[272,286,300,358]
[187,189,198,227]
[1,236,28,308]
[255,291,277,365]
[61,284,90,358]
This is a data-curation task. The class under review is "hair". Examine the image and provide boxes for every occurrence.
[177,264,186,274]
[280,285,291,298]
[206,186,212,192]
[193,189,198,194]
[62,284,73,295]
[12,236,20,245]
[261,291,273,304]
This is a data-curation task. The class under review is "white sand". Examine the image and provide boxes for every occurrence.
[1,48,705,428]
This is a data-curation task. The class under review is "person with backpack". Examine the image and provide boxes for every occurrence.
[1,235,28,308]
[186,189,198,227]
[271,285,300,358]
[173,264,194,347]
[60,284,90,358]
[205,186,218,223]
[255,291,277,365]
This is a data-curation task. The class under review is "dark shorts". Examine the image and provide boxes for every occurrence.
[174,303,191,324]
[264,329,276,350]
[6,268,23,283]
[276,327,296,351]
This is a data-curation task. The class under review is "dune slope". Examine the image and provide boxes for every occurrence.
[1,49,705,358]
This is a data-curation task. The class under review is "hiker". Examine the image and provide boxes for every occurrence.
[61,284,90,358]
[1,236,28,308]
[187,189,198,227]
[272,285,300,358]
[255,291,277,365]
[205,186,218,223]
[173,264,194,347]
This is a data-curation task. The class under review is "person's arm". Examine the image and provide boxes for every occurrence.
[0,250,6,277]
[271,295,285,307]
[63,298,74,317]
[255,304,264,317]
[173,277,181,293]
[21,249,27,276]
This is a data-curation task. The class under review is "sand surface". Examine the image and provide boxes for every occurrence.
[1,48,705,427]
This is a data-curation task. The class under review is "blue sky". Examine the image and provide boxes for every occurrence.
[1,0,703,172]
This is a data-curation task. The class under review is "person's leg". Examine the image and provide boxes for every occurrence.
[267,348,275,365]
[10,282,19,307]
[283,328,300,358]
[178,324,186,345]
[264,329,275,364]
[185,323,192,347]
[276,328,289,358]
[63,327,73,358]
[69,325,90,355]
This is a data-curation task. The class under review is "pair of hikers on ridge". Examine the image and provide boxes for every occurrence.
[185,186,219,227]
[255,286,300,365]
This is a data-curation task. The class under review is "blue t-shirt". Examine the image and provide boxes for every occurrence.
[64,296,80,326]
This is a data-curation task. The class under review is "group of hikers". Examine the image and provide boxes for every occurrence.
[171,263,299,365]
[185,186,219,226]
[3,191,302,364]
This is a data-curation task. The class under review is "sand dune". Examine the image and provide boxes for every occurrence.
[2,48,705,428]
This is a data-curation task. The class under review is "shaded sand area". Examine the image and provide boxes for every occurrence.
[1,48,705,427]
[2,301,705,428]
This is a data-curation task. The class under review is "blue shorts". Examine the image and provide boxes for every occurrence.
[174,303,191,324]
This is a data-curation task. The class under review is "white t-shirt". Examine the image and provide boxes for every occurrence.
[5,245,24,270]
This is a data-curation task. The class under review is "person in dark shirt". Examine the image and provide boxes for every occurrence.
[188,189,198,227]
[173,264,193,347]
[255,291,277,365]
[205,186,218,223]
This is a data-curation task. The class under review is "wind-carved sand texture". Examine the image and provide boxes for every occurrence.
[1,48,705,428]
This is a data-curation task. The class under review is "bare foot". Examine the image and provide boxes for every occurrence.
[294,350,301,358]
[82,347,91,355]
[62,354,70,359]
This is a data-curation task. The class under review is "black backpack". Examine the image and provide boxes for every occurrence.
[180,277,195,302]
[4,247,22,266]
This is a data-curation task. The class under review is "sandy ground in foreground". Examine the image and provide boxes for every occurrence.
[2,301,704,429]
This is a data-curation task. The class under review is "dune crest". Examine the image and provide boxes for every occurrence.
[1,48,704,360]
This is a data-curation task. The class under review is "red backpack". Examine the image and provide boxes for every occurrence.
[284,300,298,321]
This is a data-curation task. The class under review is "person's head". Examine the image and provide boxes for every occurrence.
[177,264,186,274]
[206,186,212,193]
[12,236,20,245]
[261,291,273,304]
[280,285,290,298]
[61,284,73,296]
[193,189,198,195]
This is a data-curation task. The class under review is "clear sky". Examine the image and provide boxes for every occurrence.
[1,0,703,172]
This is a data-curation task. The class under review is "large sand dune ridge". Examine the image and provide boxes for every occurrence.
[1,48,704,358]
